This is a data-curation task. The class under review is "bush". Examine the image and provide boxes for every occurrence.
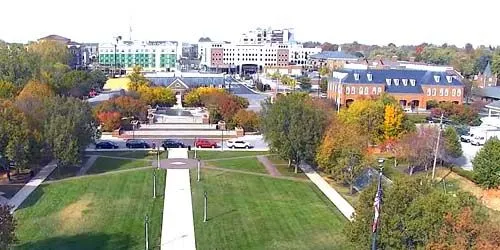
[450,166,476,183]
[472,138,500,188]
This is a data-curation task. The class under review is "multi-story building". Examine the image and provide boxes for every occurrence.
[82,43,99,67]
[239,27,295,45]
[38,35,83,69]
[98,40,178,72]
[476,62,498,88]
[307,50,359,70]
[327,69,464,111]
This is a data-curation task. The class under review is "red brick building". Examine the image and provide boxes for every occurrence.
[327,69,464,111]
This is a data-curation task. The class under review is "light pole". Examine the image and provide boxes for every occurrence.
[371,158,385,250]
[203,191,208,222]
[197,159,201,182]
[431,113,444,181]
[144,215,149,250]
[153,169,157,198]
[113,36,122,77]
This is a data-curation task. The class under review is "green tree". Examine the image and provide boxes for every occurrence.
[0,205,16,249]
[128,66,150,91]
[261,93,329,173]
[0,42,40,87]
[339,99,385,144]
[319,67,330,93]
[28,40,70,66]
[473,138,500,188]
[492,53,500,75]
[0,80,16,99]
[443,126,463,161]
[89,70,107,90]
[297,76,311,90]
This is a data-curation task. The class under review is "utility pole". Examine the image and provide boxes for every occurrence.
[144,215,149,250]
[431,113,444,181]
[153,169,156,198]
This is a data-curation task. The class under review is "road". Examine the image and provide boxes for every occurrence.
[226,82,270,112]
[89,135,269,151]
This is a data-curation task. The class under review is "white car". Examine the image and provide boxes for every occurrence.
[227,140,252,149]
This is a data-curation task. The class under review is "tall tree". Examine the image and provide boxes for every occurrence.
[383,104,405,140]
[442,126,463,162]
[339,99,385,144]
[472,138,500,188]
[261,93,329,172]
[128,66,150,91]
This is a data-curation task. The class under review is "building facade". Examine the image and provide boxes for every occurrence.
[239,27,295,45]
[98,40,178,72]
[476,62,498,88]
[327,69,464,111]
[307,50,359,70]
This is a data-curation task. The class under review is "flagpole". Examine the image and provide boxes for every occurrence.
[371,165,384,250]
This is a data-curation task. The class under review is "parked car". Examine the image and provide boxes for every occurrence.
[95,141,119,149]
[227,140,252,149]
[162,139,187,149]
[125,139,150,148]
[195,139,217,148]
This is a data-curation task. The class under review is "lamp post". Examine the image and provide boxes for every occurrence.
[431,113,444,181]
[113,36,122,77]
[144,215,149,250]
[153,169,157,198]
[197,159,201,182]
[371,158,385,250]
[203,191,208,222]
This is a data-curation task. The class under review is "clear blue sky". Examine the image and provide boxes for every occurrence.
[1,0,498,47]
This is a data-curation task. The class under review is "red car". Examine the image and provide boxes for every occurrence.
[195,139,217,148]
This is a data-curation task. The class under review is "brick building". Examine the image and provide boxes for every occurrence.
[327,69,464,111]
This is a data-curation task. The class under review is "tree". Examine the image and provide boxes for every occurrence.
[232,110,259,132]
[201,91,248,122]
[94,96,148,120]
[472,138,500,188]
[136,85,176,107]
[493,53,500,75]
[297,76,311,90]
[321,42,338,51]
[89,70,107,90]
[442,126,462,161]
[0,80,16,99]
[280,75,296,91]
[183,87,224,107]
[319,67,331,93]
[0,100,32,171]
[28,40,70,66]
[396,127,439,175]
[339,99,385,144]
[59,70,91,97]
[383,104,405,140]
[127,66,150,91]
[0,42,39,87]
[261,93,329,173]
[316,118,369,193]
[0,205,16,249]
[96,111,122,131]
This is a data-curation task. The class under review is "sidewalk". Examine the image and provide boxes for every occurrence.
[8,162,58,213]
[77,155,99,176]
[161,148,196,250]
[256,155,281,177]
[299,163,355,221]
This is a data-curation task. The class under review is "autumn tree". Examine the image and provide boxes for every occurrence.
[93,96,148,120]
[28,40,70,66]
[472,138,500,188]
[183,87,225,107]
[261,93,329,173]
[0,100,32,171]
[0,205,16,249]
[395,127,439,175]
[136,85,176,107]
[339,98,385,144]
[96,111,122,131]
[0,80,16,99]
[383,104,405,140]
[232,110,259,132]
[127,66,150,91]
[316,118,369,193]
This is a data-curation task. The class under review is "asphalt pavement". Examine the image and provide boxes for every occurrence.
[227,82,270,111]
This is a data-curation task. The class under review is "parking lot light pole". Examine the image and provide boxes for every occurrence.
[144,215,149,250]
[153,169,156,199]
[197,159,201,182]
[203,191,208,222]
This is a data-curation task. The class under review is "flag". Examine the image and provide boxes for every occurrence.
[372,172,383,233]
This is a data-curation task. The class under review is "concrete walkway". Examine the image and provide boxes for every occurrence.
[77,155,99,176]
[256,155,281,177]
[299,163,355,221]
[8,162,58,213]
[161,148,196,250]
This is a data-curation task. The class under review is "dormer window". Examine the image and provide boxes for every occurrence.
[354,73,360,81]
[394,79,400,86]
[402,79,408,86]
[434,75,440,83]
[446,76,452,83]
[410,79,416,86]
[386,79,391,85]
[367,73,373,81]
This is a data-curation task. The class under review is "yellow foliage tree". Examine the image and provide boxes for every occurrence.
[183,87,225,107]
[136,85,175,107]
[338,98,385,144]
[383,104,405,140]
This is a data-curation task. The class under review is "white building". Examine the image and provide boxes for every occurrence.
[239,27,295,45]
[98,40,178,72]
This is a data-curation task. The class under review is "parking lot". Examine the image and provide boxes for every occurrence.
[449,142,482,171]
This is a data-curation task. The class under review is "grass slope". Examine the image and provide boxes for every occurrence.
[207,157,267,173]
[192,169,352,250]
[192,151,269,160]
[88,158,151,174]
[15,169,165,250]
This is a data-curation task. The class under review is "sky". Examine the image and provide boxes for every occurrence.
[1,0,498,47]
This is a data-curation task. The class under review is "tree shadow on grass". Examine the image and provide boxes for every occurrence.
[16,232,134,250]
[15,186,44,211]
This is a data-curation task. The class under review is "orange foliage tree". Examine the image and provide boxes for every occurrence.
[96,111,122,131]
[232,110,259,132]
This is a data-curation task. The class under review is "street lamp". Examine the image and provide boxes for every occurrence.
[113,36,122,77]
[378,158,385,171]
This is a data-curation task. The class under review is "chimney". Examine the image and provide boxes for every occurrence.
[409,56,415,62]
[391,55,398,62]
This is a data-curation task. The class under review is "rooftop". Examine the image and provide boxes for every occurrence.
[476,86,500,99]
[310,51,358,60]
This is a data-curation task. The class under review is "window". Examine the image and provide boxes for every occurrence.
[386,79,391,85]
[377,87,382,94]
[402,79,408,86]
[372,87,377,94]
[410,79,416,86]
[346,86,350,94]
[434,75,440,83]
[359,87,364,95]
[432,88,437,96]
[354,73,360,80]
[367,73,373,81]
[446,75,452,83]
[439,88,444,96]
[394,79,400,86]
[364,87,369,95]
[457,89,462,97]
[452,89,456,96]
[351,86,356,94]
[444,89,449,96]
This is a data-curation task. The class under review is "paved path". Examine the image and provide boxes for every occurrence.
[8,162,58,213]
[161,148,196,250]
[298,163,355,221]
[77,155,99,176]
[256,155,281,177]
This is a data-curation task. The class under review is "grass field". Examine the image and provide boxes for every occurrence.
[87,158,151,174]
[14,168,165,250]
[207,157,267,173]
[192,169,352,250]
[87,151,163,160]
[191,151,269,160]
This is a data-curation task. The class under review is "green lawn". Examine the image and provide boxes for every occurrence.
[192,169,352,250]
[266,155,307,178]
[207,157,267,173]
[87,151,163,160]
[14,169,165,250]
[88,158,151,174]
[190,151,269,160]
